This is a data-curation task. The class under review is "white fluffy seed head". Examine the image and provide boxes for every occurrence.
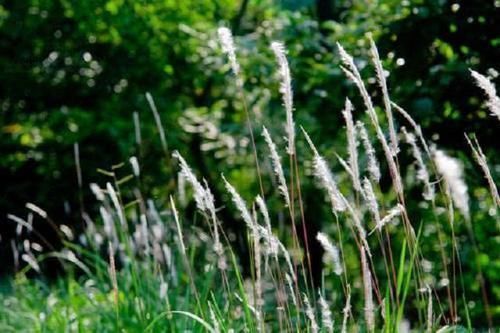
[470,69,500,121]
[316,232,343,276]
[222,174,255,232]
[370,204,405,235]
[362,178,380,225]
[357,121,381,183]
[369,36,399,156]
[303,294,319,333]
[342,98,361,191]
[465,135,500,208]
[434,150,470,220]
[285,273,297,307]
[255,195,279,257]
[25,202,47,219]
[217,27,241,84]
[302,127,347,212]
[402,127,435,201]
[271,41,295,155]
[129,156,140,177]
[318,293,333,333]
[313,155,347,212]
[262,126,291,207]
[173,151,216,218]
[361,246,375,332]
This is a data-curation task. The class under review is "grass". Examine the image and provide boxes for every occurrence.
[1,29,498,332]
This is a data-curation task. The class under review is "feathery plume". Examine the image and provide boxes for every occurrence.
[361,246,375,332]
[303,294,319,333]
[285,273,298,307]
[108,242,118,307]
[342,98,361,191]
[26,202,47,219]
[470,69,500,120]
[338,43,403,196]
[369,37,399,155]
[271,41,295,155]
[173,151,215,216]
[90,183,105,201]
[262,126,290,206]
[357,121,381,182]
[279,241,296,281]
[402,127,435,201]
[465,134,499,208]
[106,183,126,226]
[362,178,381,226]
[255,195,278,257]
[318,293,334,333]
[209,303,221,333]
[222,175,255,231]
[129,156,140,177]
[337,43,378,127]
[316,232,343,276]
[301,127,346,212]
[426,286,433,333]
[217,27,242,86]
[434,150,470,219]
[391,102,431,157]
[369,204,405,235]
[341,285,351,333]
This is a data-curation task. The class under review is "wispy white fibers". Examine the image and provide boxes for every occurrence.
[173,151,224,263]
[369,37,399,155]
[172,151,212,214]
[361,246,375,332]
[434,150,470,219]
[316,232,343,276]
[318,293,334,333]
[301,127,346,212]
[262,126,291,207]
[465,134,500,208]
[391,102,431,157]
[426,286,433,333]
[341,285,352,333]
[338,43,403,196]
[271,41,295,155]
[285,273,298,307]
[362,178,381,226]
[402,127,435,201]
[342,98,361,191]
[337,43,378,127]
[106,183,126,226]
[303,126,371,255]
[255,195,278,257]
[303,294,319,333]
[217,27,242,87]
[222,174,255,232]
[357,121,381,182]
[470,69,500,120]
[369,204,405,235]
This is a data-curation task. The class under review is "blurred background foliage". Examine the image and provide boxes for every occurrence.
[0,0,498,324]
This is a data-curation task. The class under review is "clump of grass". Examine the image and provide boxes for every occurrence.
[1,27,497,332]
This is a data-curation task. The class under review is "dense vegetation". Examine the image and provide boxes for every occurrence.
[0,0,498,331]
